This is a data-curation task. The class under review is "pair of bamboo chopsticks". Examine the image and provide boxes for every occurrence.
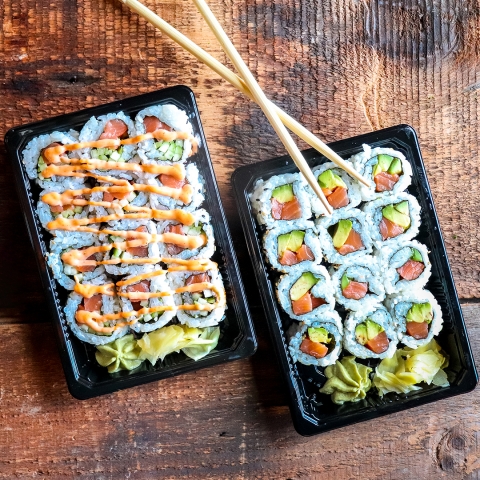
[119,0,370,215]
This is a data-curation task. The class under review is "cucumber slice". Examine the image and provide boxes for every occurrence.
[73,206,83,214]
[159,142,170,153]
[64,264,78,275]
[111,248,121,258]
[192,292,202,301]
[206,297,216,304]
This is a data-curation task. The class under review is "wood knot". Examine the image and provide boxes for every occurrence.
[435,425,473,474]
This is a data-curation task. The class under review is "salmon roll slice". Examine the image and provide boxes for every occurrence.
[330,256,385,312]
[350,144,412,201]
[308,162,362,216]
[288,315,343,367]
[250,173,312,229]
[135,104,195,164]
[385,290,443,349]
[344,306,398,359]
[262,220,322,273]
[379,240,432,294]
[363,193,421,248]
[276,265,335,322]
[64,275,129,345]
[316,208,373,265]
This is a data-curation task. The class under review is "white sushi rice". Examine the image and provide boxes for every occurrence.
[148,162,205,211]
[262,220,322,273]
[118,268,176,333]
[135,104,196,164]
[385,289,443,349]
[377,240,432,294]
[167,268,226,328]
[157,209,215,260]
[363,193,421,248]
[288,318,343,367]
[316,208,373,265]
[350,144,412,201]
[22,131,85,189]
[276,264,335,322]
[330,255,385,312]
[344,305,398,359]
[308,161,362,216]
[64,275,129,345]
[249,173,313,229]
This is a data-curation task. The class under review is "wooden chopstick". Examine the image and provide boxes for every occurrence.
[118,0,370,189]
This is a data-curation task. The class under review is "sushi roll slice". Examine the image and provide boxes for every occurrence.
[276,265,335,321]
[288,316,343,367]
[250,173,312,229]
[157,209,215,260]
[386,290,443,348]
[47,239,105,290]
[379,240,432,294]
[79,112,136,168]
[350,144,412,201]
[316,208,373,265]
[135,104,195,164]
[101,220,159,276]
[64,275,129,345]
[22,130,85,190]
[330,256,385,311]
[117,268,176,333]
[148,163,205,212]
[263,220,322,273]
[344,305,398,359]
[168,268,226,328]
[363,193,421,248]
[308,162,362,215]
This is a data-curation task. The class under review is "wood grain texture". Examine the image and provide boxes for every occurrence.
[0,304,478,479]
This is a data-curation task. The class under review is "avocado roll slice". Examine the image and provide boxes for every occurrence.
[308,162,362,216]
[386,290,443,348]
[316,208,373,265]
[262,220,322,272]
[379,240,432,294]
[350,145,412,201]
[288,315,343,367]
[250,173,312,229]
[330,256,385,312]
[276,265,335,321]
[363,193,421,247]
[344,306,398,359]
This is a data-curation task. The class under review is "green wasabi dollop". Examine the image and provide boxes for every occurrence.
[95,334,143,373]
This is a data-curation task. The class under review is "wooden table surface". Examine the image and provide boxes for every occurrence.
[1,0,480,478]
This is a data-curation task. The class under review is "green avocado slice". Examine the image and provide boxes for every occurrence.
[366,319,384,340]
[395,200,409,216]
[355,324,368,345]
[308,327,331,344]
[406,302,433,324]
[382,205,411,228]
[372,154,394,177]
[332,219,353,248]
[290,272,318,301]
[277,231,305,256]
[318,170,347,190]
[341,273,350,291]
[272,184,294,203]
[387,158,403,175]
[411,248,423,262]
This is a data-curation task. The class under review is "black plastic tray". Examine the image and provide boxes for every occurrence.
[232,124,478,436]
[5,85,257,400]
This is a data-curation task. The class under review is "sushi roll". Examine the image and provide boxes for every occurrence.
[288,316,343,367]
[47,239,105,290]
[157,209,215,260]
[168,267,226,328]
[64,275,129,345]
[363,193,421,248]
[101,220,159,276]
[344,305,398,359]
[22,130,85,190]
[148,162,205,212]
[350,144,412,201]
[262,220,322,273]
[330,256,385,311]
[135,104,196,164]
[379,240,432,294]
[250,173,312,229]
[117,268,176,333]
[316,208,373,265]
[308,162,362,215]
[276,265,335,321]
[386,290,443,348]
[78,112,137,169]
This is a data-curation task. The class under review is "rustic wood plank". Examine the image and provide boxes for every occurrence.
[0,303,478,479]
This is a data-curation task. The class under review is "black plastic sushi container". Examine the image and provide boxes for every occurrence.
[4,86,257,400]
[232,125,478,436]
